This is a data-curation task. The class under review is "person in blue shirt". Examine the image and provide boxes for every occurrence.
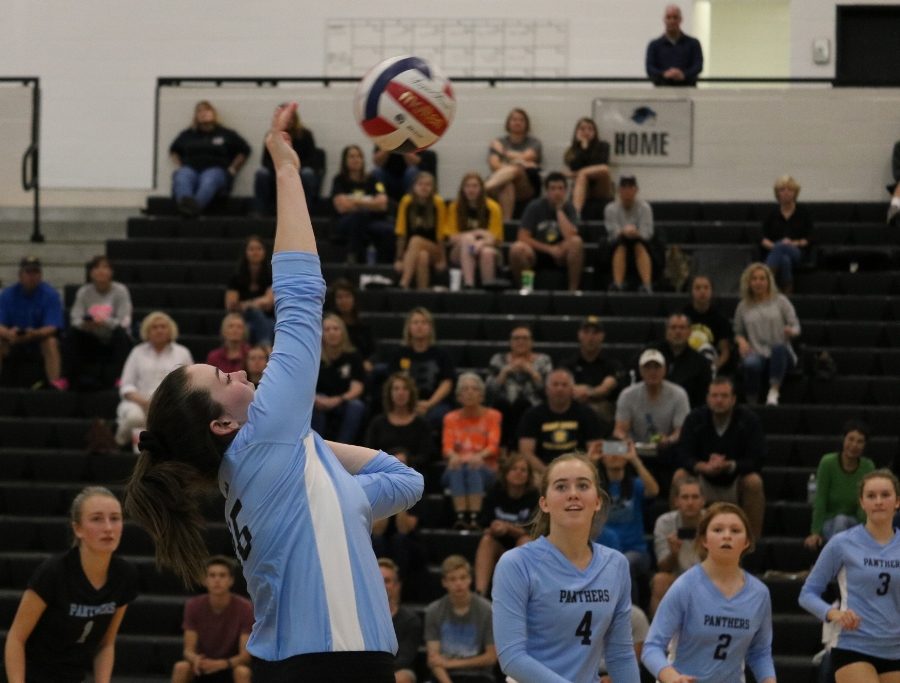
[492,452,641,683]
[595,440,659,606]
[124,103,424,683]
[642,502,776,683]
[645,5,704,86]
[799,469,900,683]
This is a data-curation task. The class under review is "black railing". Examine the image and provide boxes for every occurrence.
[5,78,42,242]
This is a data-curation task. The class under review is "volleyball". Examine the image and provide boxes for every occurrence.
[354,55,456,153]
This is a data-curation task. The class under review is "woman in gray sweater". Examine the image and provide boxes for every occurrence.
[733,262,800,406]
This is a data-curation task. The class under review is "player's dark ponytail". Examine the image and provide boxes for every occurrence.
[124,366,234,586]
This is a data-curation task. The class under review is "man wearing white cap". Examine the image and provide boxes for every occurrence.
[613,349,690,451]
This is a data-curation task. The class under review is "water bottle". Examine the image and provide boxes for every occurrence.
[365,244,377,266]
[807,473,817,505]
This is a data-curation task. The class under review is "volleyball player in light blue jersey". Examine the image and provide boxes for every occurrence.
[125,103,424,683]
[799,469,900,683]
[492,453,640,683]
[642,502,775,683]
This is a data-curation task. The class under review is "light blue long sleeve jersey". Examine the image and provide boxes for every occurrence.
[492,536,640,683]
[642,564,775,683]
[218,252,424,661]
[798,524,900,659]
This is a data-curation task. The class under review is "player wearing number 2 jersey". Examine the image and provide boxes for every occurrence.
[492,453,640,683]
[799,470,900,682]
[124,103,423,683]
[642,502,775,683]
[4,487,138,683]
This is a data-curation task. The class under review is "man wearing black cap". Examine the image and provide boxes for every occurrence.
[604,175,655,293]
[0,257,65,388]
[561,315,624,430]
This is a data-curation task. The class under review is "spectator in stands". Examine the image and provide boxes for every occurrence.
[444,172,504,288]
[205,313,249,374]
[366,372,433,470]
[484,108,543,221]
[596,440,660,605]
[682,274,734,376]
[485,324,552,451]
[561,315,624,431]
[225,235,275,347]
[3,486,137,683]
[64,255,133,392]
[425,555,497,683]
[379,558,423,683]
[244,343,270,388]
[373,146,437,203]
[169,100,250,217]
[330,144,393,264]
[733,262,801,406]
[372,449,422,585]
[394,171,447,290]
[761,175,813,293]
[605,174,655,293]
[674,376,766,539]
[171,555,252,683]
[387,307,455,431]
[563,116,613,220]
[508,172,585,292]
[473,453,539,596]
[645,4,704,86]
[442,373,502,530]
[888,140,900,225]
[804,419,875,551]
[325,278,376,372]
[0,257,64,390]
[312,313,366,443]
[517,367,605,472]
[253,103,321,216]
[648,313,713,408]
[115,311,193,448]
[613,349,690,460]
[649,476,704,616]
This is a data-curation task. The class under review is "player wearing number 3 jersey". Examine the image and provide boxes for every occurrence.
[642,502,775,683]
[4,487,138,683]
[492,453,640,682]
[124,103,423,683]
[799,470,900,683]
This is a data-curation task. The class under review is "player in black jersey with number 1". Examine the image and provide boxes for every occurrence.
[4,486,138,683]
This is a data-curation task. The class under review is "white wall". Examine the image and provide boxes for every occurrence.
[1,0,897,204]
[706,1,790,78]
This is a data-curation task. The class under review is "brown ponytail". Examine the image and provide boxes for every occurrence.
[124,366,233,586]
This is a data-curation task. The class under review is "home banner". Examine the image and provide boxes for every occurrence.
[592,98,693,166]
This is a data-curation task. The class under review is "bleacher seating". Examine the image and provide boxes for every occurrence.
[1,199,898,682]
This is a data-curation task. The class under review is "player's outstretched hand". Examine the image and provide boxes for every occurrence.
[265,102,300,171]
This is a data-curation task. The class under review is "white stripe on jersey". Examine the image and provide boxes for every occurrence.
[304,432,365,650]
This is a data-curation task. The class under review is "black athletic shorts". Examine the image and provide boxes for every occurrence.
[831,647,900,675]
[251,651,395,682]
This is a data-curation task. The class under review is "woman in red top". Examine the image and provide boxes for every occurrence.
[206,313,250,373]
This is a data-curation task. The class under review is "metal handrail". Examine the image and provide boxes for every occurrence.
[3,78,41,242]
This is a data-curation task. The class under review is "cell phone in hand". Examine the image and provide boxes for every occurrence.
[677,527,697,540]
[601,440,628,456]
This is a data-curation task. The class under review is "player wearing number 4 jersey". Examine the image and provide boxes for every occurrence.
[642,502,775,683]
[4,487,138,683]
[125,103,424,683]
[492,453,640,683]
[799,469,900,683]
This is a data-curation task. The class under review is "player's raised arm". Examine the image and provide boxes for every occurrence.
[268,103,317,255]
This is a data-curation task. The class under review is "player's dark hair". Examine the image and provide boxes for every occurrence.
[125,366,235,587]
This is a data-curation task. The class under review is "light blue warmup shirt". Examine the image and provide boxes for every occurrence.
[492,535,640,683]
[218,252,424,661]
[799,524,900,660]
[642,564,775,683]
